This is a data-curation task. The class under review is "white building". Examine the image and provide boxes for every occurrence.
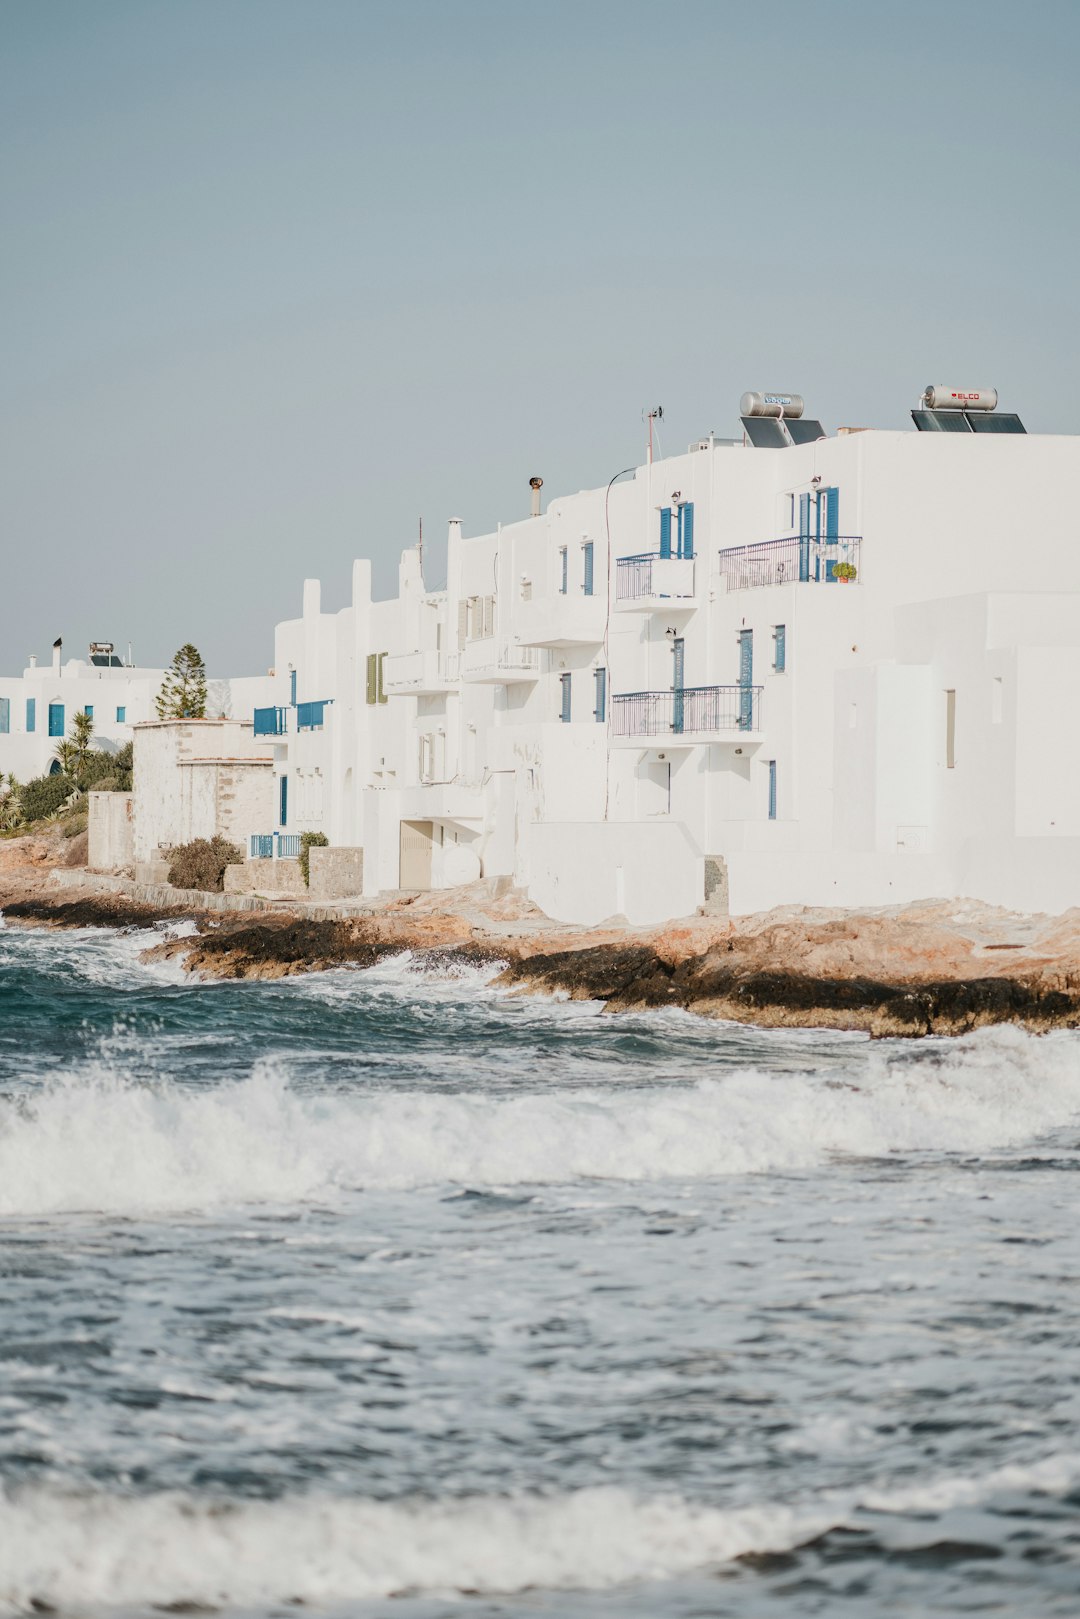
[0,636,273,785]
[225,390,1080,921]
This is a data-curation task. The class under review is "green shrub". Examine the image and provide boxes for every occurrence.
[299,831,329,887]
[19,773,76,823]
[83,744,133,792]
[166,836,244,893]
[62,813,89,839]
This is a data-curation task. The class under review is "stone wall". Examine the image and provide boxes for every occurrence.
[309,846,364,900]
[87,792,134,872]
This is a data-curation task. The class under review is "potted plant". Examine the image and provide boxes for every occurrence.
[833,562,857,583]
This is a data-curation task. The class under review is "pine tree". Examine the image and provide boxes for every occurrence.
[156,644,208,720]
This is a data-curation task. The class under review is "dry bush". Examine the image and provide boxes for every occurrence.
[166,836,244,893]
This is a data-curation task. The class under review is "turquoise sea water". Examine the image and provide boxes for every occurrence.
[1,917,1080,1615]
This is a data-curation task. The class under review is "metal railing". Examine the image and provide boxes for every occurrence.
[612,684,763,738]
[616,553,696,601]
[248,832,302,860]
[718,536,862,590]
[461,638,541,678]
[253,706,288,736]
[296,700,329,731]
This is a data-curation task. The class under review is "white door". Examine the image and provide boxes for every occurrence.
[399,820,434,890]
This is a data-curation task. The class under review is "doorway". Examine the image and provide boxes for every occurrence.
[399,820,434,890]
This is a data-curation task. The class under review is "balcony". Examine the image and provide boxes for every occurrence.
[253,706,288,737]
[296,700,330,731]
[611,685,763,747]
[718,536,862,591]
[515,594,606,647]
[614,554,696,611]
[460,638,541,683]
[382,650,455,695]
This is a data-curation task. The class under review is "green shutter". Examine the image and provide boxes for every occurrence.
[365,654,377,704]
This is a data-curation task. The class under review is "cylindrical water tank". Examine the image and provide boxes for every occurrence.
[921,386,998,412]
[740,391,805,419]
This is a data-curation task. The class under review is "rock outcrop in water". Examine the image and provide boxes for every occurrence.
[3,846,1080,1037]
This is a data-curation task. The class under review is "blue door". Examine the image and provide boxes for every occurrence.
[798,493,812,582]
[738,630,754,730]
[820,487,840,580]
[48,702,65,737]
[677,503,695,559]
[672,637,685,734]
[279,774,288,828]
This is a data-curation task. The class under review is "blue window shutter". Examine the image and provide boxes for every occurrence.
[279,775,288,827]
[659,508,672,558]
[559,548,568,593]
[84,705,93,720]
[48,703,65,737]
[26,698,36,733]
[824,487,840,540]
[798,493,811,536]
[798,493,812,581]
[768,760,777,820]
[774,625,786,673]
[594,667,606,722]
[560,672,572,723]
[583,543,594,597]
[0,698,9,734]
[289,670,297,705]
[116,706,126,723]
[680,503,694,559]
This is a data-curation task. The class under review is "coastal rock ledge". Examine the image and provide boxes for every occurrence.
[4,866,1080,1037]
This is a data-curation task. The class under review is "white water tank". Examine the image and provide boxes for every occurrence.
[921,386,998,412]
[740,391,805,419]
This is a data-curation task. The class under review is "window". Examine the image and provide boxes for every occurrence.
[768,760,777,820]
[0,698,8,734]
[945,690,956,768]
[773,624,786,673]
[279,774,288,828]
[84,705,94,720]
[593,667,606,723]
[582,542,594,597]
[116,706,126,724]
[25,698,35,733]
[290,670,297,705]
[659,507,672,558]
[676,502,694,559]
[48,702,65,737]
[559,548,568,594]
[559,672,572,723]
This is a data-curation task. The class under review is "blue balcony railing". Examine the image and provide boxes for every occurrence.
[296,700,330,731]
[253,706,288,737]
[249,832,303,860]
[718,536,862,590]
[612,684,763,739]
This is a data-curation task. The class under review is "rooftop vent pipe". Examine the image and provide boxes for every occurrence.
[529,476,543,518]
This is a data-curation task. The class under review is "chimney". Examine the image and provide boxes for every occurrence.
[529,477,543,519]
[52,637,62,674]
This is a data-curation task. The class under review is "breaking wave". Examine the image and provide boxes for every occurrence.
[3,1455,1078,1610]
[1,1026,1078,1216]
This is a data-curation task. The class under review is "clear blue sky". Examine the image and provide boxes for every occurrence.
[2,0,1077,673]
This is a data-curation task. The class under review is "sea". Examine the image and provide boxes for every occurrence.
[1,916,1079,1617]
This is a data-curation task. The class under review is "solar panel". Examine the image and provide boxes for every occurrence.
[968,412,1026,434]
[911,409,973,433]
[784,418,826,445]
[741,416,789,448]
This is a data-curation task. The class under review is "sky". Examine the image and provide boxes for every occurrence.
[2,0,1078,674]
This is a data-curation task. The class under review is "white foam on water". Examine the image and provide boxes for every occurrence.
[1,1025,1078,1216]
[3,1453,1079,1611]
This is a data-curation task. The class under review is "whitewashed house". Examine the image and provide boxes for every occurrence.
[0,641,165,782]
[242,388,1080,922]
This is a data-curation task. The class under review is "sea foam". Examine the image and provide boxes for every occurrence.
[0,1025,1078,1216]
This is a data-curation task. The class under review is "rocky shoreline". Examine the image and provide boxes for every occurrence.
[5,864,1080,1038]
